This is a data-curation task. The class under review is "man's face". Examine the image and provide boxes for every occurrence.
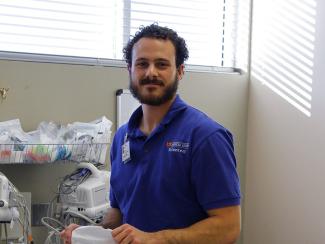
[128,37,184,106]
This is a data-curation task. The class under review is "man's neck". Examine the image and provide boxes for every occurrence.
[139,96,176,136]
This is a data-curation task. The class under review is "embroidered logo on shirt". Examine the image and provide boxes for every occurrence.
[166,141,190,154]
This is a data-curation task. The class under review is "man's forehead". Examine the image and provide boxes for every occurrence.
[132,38,176,60]
[133,38,175,52]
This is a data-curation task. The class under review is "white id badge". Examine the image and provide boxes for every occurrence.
[122,140,131,163]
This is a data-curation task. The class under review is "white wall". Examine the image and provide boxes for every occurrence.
[243,0,325,243]
[0,60,248,243]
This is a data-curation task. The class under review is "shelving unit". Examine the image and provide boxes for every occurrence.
[0,143,109,164]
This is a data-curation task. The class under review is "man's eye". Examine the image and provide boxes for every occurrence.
[157,62,168,68]
[136,62,147,67]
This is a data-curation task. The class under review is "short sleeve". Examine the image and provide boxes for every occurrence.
[109,187,119,208]
[109,136,119,209]
[191,129,241,210]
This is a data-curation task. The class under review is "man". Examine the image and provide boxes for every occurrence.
[61,23,241,244]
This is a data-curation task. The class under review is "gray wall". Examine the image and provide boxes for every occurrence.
[243,0,325,243]
[0,60,248,243]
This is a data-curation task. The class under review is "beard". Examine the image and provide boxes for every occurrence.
[129,75,179,106]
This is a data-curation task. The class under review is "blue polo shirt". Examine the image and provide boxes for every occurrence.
[109,95,240,232]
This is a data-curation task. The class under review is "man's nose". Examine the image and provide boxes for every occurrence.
[145,64,158,79]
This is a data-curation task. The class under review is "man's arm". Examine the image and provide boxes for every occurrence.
[101,207,123,229]
[112,205,241,244]
[158,205,241,244]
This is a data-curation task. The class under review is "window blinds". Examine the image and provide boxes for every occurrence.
[251,0,316,116]
[0,0,123,58]
[0,0,249,70]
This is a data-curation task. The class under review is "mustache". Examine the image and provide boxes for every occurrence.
[140,78,164,86]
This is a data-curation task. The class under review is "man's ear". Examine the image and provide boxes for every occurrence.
[177,64,185,81]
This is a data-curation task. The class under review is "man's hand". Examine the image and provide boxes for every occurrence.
[60,223,80,244]
[112,224,161,244]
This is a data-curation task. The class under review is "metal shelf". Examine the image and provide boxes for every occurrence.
[0,143,109,164]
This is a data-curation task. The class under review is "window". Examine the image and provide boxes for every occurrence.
[0,0,249,71]
[251,0,317,117]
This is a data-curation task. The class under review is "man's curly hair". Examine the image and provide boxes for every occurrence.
[123,24,189,68]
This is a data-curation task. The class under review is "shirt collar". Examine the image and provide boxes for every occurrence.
[127,95,187,138]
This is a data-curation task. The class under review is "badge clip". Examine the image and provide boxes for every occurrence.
[122,133,131,163]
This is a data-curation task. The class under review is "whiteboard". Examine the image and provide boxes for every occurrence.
[116,89,140,128]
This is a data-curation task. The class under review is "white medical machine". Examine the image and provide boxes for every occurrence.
[59,162,110,223]
[0,172,32,243]
[42,162,110,243]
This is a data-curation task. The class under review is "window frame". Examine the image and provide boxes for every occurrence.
[0,51,240,73]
